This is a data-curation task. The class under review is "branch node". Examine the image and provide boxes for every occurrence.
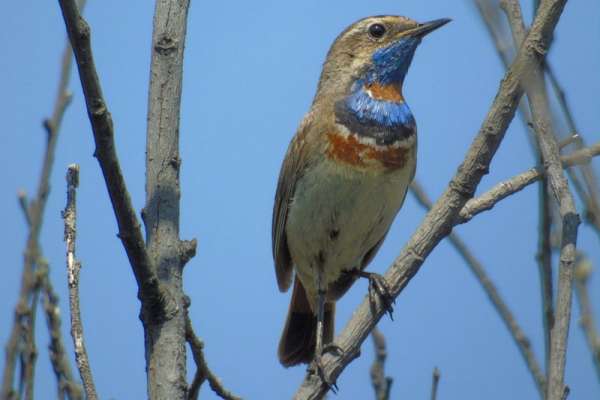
[180,239,197,267]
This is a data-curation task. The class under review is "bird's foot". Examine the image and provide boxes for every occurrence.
[347,270,395,320]
[308,344,343,393]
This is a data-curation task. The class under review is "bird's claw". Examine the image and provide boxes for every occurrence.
[308,344,343,394]
[367,272,395,320]
[345,270,394,320]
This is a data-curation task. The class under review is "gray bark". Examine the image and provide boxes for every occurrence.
[143,1,192,399]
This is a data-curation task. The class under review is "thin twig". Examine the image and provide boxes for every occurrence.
[17,182,83,400]
[185,313,241,400]
[411,181,546,393]
[370,328,392,400]
[293,1,567,397]
[537,175,554,370]
[544,61,600,238]
[473,0,534,142]
[458,142,600,224]
[573,256,600,381]
[430,367,440,400]
[1,2,80,393]
[501,3,581,399]
[474,2,554,373]
[63,165,97,400]
[56,0,164,316]
[38,260,83,400]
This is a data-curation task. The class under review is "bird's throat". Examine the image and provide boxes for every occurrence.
[334,80,416,146]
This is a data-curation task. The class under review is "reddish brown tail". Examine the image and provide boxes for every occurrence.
[278,278,335,367]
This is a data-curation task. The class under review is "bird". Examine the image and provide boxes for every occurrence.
[272,15,450,379]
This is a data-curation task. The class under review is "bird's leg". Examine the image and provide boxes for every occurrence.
[311,269,339,393]
[346,269,395,320]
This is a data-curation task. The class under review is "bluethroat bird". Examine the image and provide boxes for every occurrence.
[272,15,450,377]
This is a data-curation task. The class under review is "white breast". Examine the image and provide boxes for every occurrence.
[285,142,415,304]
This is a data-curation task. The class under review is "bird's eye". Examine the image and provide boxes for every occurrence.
[368,23,386,38]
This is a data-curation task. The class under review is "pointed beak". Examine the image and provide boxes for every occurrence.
[409,18,451,38]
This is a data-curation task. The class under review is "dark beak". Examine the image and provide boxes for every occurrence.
[410,18,451,38]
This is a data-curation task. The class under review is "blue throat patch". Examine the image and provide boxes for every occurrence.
[335,37,419,145]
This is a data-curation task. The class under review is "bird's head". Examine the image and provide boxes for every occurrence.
[315,16,450,103]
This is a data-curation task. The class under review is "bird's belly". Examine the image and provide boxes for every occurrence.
[286,155,414,305]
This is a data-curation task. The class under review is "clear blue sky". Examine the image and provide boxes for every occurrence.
[2,1,599,399]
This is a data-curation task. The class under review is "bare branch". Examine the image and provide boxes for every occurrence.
[56,0,164,315]
[411,181,546,394]
[16,182,83,400]
[185,313,241,400]
[141,0,194,398]
[457,141,600,224]
[63,165,97,400]
[574,257,600,381]
[38,260,83,400]
[293,1,568,397]
[475,3,554,368]
[1,4,81,393]
[430,367,440,400]
[544,62,600,238]
[370,328,392,400]
[501,3,581,399]
[537,177,555,369]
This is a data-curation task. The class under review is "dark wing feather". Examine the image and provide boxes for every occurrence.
[272,114,313,292]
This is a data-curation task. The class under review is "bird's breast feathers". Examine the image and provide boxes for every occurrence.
[324,123,416,172]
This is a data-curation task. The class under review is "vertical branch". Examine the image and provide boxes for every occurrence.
[411,181,546,395]
[544,63,600,238]
[370,328,392,400]
[476,0,556,371]
[1,0,84,393]
[142,1,194,399]
[501,3,581,399]
[63,165,97,400]
[537,177,554,368]
[430,368,440,400]
[574,257,600,381]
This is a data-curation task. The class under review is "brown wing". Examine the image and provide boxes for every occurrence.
[272,113,314,292]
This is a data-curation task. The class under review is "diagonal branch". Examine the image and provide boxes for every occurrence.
[293,1,568,397]
[185,313,241,400]
[56,0,164,314]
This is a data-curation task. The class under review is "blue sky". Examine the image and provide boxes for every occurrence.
[2,1,599,399]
